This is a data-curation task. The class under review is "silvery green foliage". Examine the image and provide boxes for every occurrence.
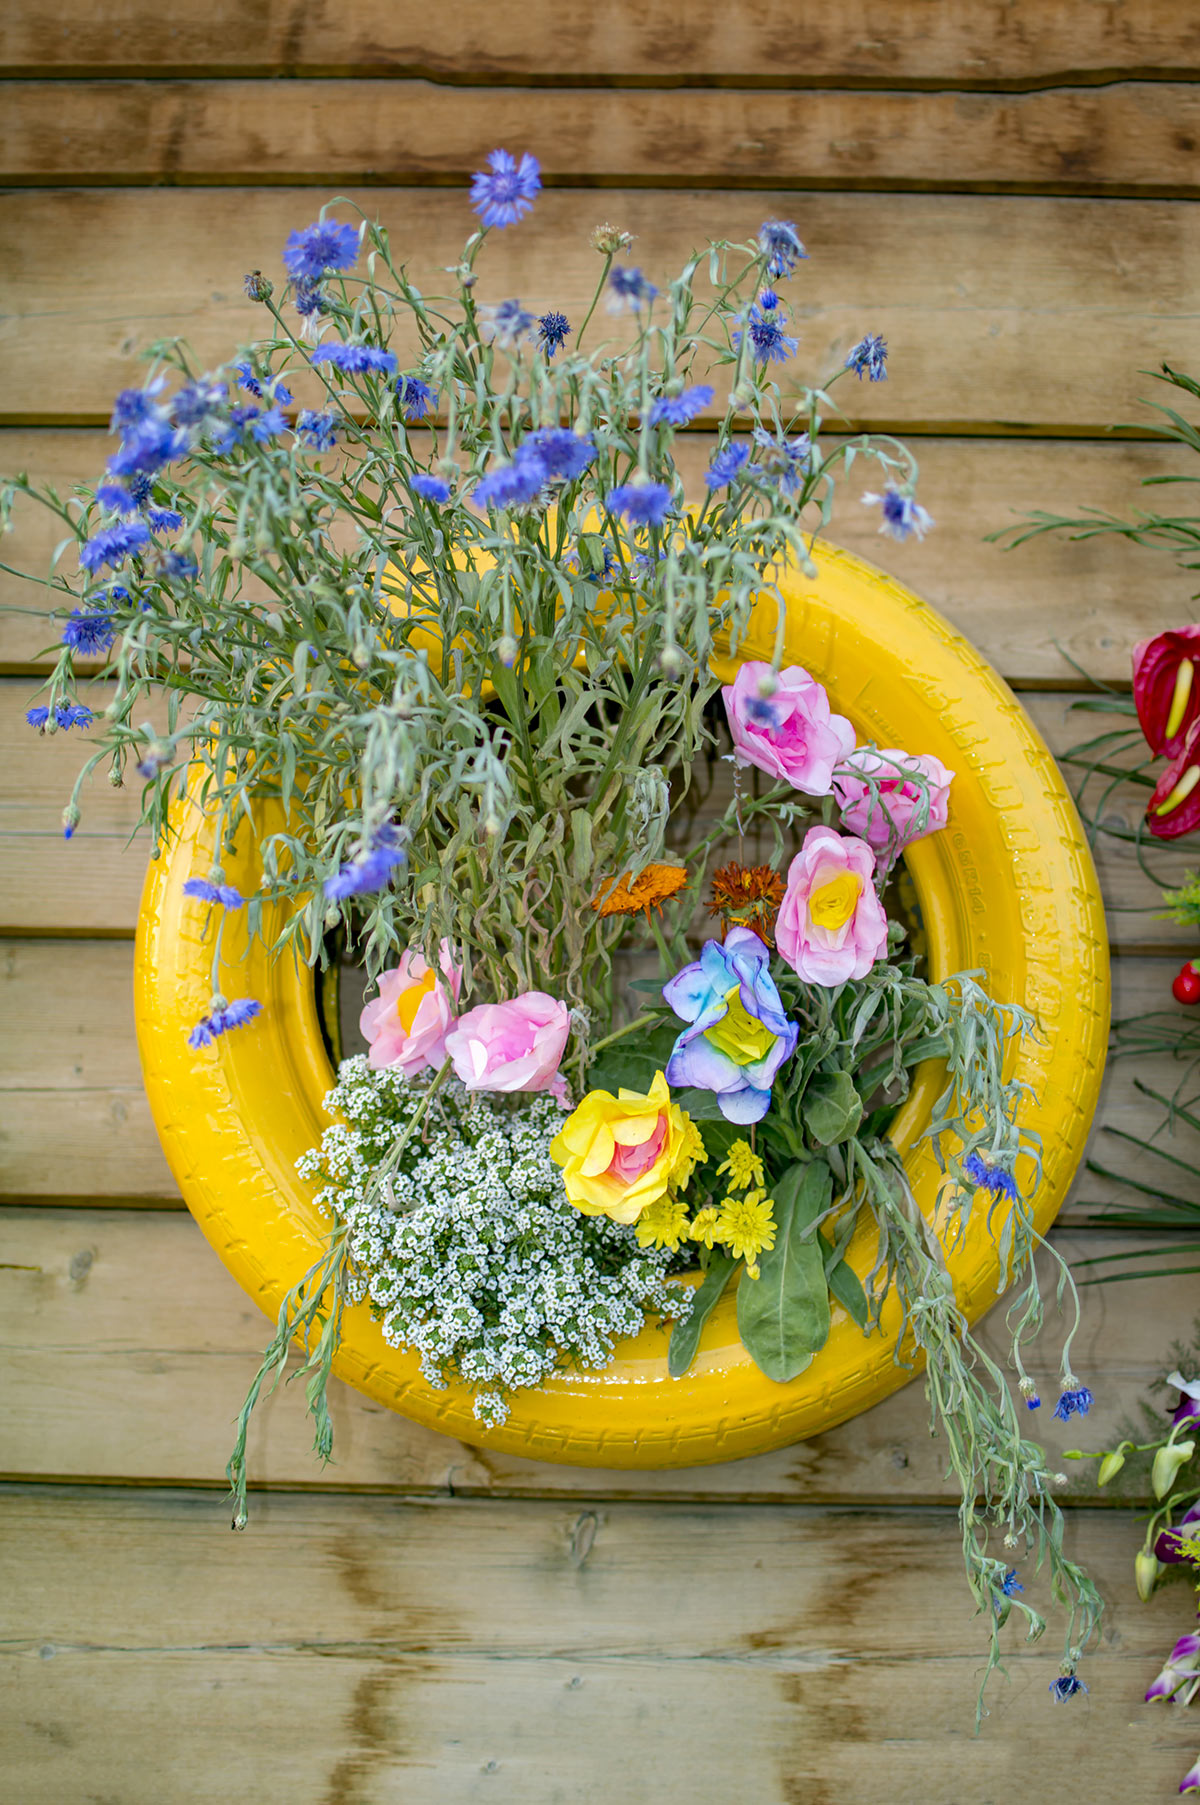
[8,201,919,1087]
[297,1057,684,1422]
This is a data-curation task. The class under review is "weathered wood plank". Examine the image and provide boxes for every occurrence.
[3,1,1199,84]
[2,683,1186,942]
[0,1201,1187,1499]
[7,80,1200,195]
[0,1489,1190,1805]
[4,429,1195,682]
[2,188,1198,430]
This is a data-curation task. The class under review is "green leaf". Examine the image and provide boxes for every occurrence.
[588,1023,679,1097]
[803,1071,863,1146]
[667,1255,736,1378]
[823,1240,870,1331]
[737,1160,832,1382]
[668,1086,731,1123]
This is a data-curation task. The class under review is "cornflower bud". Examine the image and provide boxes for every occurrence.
[244,271,274,303]
[592,223,635,255]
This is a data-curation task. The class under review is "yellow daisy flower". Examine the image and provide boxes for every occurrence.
[716,1139,765,1192]
[635,1193,690,1252]
[689,1206,721,1250]
[716,1188,776,1273]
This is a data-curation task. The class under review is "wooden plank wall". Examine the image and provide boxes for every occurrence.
[3,7,1200,1799]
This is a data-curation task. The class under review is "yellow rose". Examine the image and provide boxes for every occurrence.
[549,1070,704,1224]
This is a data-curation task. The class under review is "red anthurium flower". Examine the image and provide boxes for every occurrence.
[1148,716,1200,838]
[1133,627,1200,758]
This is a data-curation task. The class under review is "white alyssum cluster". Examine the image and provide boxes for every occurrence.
[297,1056,688,1425]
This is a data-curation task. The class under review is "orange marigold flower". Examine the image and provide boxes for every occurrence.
[592,863,688,920]
[708,862,786,942]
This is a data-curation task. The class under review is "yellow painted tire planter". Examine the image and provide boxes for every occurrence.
[135,543,1109,1469]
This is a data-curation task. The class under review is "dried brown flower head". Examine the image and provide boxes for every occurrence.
[708,862,786,942]
[592,223,636,256]
[592,863,687,920]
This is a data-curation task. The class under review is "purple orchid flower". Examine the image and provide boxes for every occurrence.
[662,925,798,1124]
[1169,1371,1200,1430]
[1146,1631,1200,1706]
[1156,1499,1200,1564]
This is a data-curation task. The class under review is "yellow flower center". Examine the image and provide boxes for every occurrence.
[705,988,776,1065]
[808,870,862,930]
[1155,765,1200,817]
[1168,658,1196,740]
[396,967,437,1034]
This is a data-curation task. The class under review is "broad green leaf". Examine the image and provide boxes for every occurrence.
[588,1023,679,1097]
[803,1070,863,1146]
[667,1255,736,1378]
[824,1241,870,1330]
[737,1159,832,1382]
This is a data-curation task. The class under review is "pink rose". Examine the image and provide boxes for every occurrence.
[722,661,856,797]
[360,941,462,1072]
[444,991,572,1105]
[832,747,954,853]
[775,825,889,986]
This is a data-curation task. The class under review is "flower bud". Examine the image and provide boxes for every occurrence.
[592,223,635,256]
[496,635,519,669]
[1153,1439,1195,1499]
[1135,1547,1163,1601]
[61,803,81,840]
[1097,1449,1127,1486]
[244,271,274,303]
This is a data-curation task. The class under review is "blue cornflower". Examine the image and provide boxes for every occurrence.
[649,385,714,428]
[535,311,572,357]
[1049,1674,1088,1703]
[147,508,183,533]
[108,418,188,478]
[324,827,409,900]
[846,333,888,382]
[1001,1569,1024,1597]
[27,702,95,731]
[110,382,166,433]
[283,220,359,281]
[864,486,934,543]
[297,410,338,451]
[236,362,263,397]
[470,149,541,229]
[608,266,659,313]
[752,426,812,494]
[962,1150,1019,1201]
[735,294,799,365]
[171,379,226,426]
[310,343,399,378]
[480,298,536,348]
[605,480,672,528]
[294,279,326,318]
[273,382,293,406]
[705,443,756,490]
[62,609,117,655]
[188,997,263,1049]
[1054,1384,1094,1422]
[80,519,150,572]
[411,473,451,504]
[474,452,548,511]
[398,376,436,420]
[758,220,808,279]
[183,877,245,909]
[96,482,137,514]
[523,427,595,482]
[250,406,288,442]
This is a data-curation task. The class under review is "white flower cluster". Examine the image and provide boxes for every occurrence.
[297,1056,688,1424]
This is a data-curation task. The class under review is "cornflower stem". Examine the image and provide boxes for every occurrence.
[574,254,615,352]
[589,1012,660,1057]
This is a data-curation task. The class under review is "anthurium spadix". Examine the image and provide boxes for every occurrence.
[1148,717,1200,838]
[1133,626,1200,758]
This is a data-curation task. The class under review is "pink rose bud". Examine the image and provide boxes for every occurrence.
[360,940,462,1073]
[775,825,889,986]
[832,747,955,853]
[444,991,572,1104]
[721,660,855,797]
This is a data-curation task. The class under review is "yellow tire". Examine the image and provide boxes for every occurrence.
[135,544,1109,1468]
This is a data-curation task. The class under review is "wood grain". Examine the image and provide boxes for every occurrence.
[3,189,1198,431]
[1,1488,1193,1805]
[0,1204,1185,1500]
[7,80,1200,194]
[3,1,1199,84]
[4,429,1196,682]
